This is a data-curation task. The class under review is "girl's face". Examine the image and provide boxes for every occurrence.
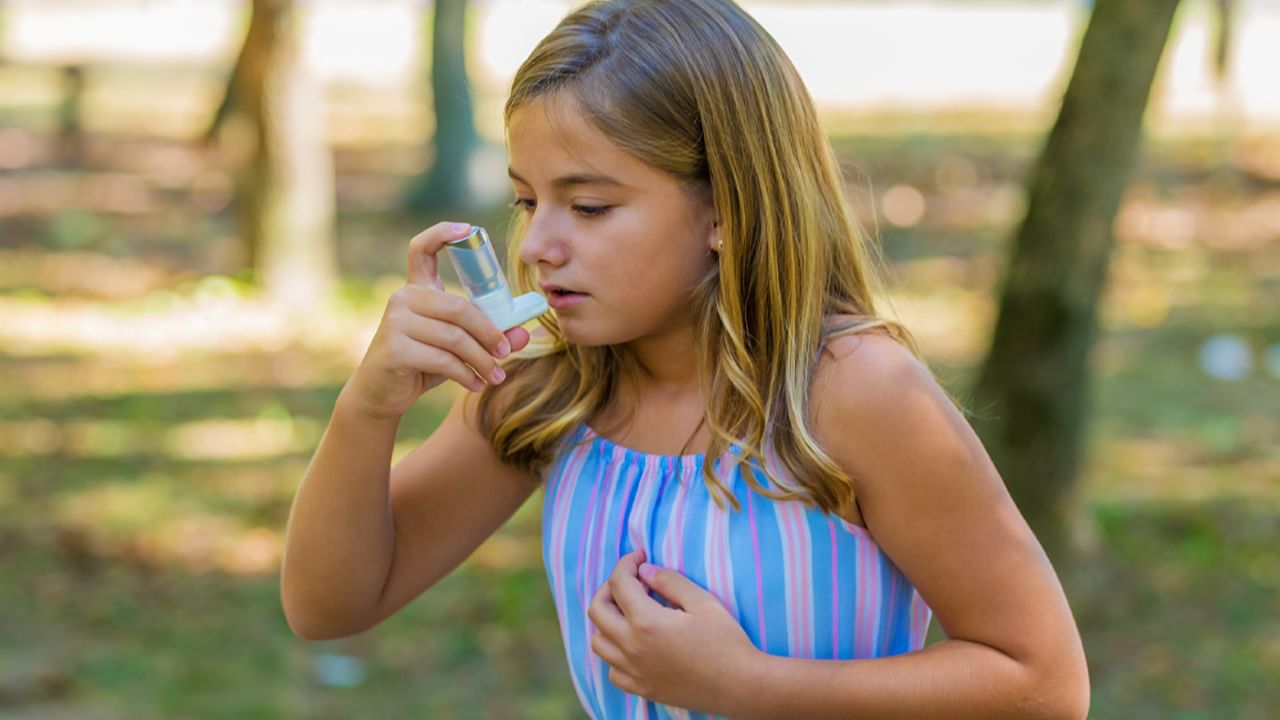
[509,95,719,347]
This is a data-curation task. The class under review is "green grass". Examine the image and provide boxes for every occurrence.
[1,124,1277,718]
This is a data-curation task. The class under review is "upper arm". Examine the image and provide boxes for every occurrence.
[813,333,1088,698]
[363,382,540,629]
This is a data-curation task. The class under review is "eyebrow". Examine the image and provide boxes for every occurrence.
[507,168,624,189]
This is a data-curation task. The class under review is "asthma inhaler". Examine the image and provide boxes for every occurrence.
[443,225,548,331]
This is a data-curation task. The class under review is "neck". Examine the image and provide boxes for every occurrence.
[621,327,701,397]
[615,327,709,456]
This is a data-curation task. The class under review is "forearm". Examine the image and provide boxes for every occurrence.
[280,381,400,637]
[721,639,1083,720]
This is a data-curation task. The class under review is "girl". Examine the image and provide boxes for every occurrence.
[280,1,1090,718]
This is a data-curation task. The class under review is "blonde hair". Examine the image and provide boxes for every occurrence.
[479,0,925,516]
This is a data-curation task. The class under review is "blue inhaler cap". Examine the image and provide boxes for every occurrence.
[443,225,549,331]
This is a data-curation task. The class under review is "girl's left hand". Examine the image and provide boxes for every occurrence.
[587,549,763,712]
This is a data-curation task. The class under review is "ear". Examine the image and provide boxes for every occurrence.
[708,219,722,254]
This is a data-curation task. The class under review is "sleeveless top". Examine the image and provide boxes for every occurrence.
[540,421,933,720]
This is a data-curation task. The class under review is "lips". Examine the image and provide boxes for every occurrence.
[543,284,590,310]
[539,283,587,297]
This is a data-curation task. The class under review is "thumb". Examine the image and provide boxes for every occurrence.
[504,326,532,352]
[637,563,707,611]
[407,221,473,290]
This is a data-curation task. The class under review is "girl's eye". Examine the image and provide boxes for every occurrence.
[509,199,611,218]
[572,205,611,218]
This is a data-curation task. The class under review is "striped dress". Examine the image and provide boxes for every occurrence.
[541,422,933,720]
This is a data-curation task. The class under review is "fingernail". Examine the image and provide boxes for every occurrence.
[496,340,511,358]
[638,563,658,583]
[491,367,506,384]
[451,222,472,235]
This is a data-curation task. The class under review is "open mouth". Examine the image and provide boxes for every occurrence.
[546,288,589,308]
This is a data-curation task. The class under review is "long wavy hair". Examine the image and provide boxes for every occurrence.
[478,0,927,517]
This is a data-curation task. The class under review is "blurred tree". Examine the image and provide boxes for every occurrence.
[405,0,479,212]
[1207,0,1244,192]
[1210,0,1235,83]
[56,64,84,167]
[970,0,1181,567]
[207,0,337,308]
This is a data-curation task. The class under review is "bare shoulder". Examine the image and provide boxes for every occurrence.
[814,323,981,494]
[816,326,927,389]
[811,324,949,495]
[814,324,1089,704]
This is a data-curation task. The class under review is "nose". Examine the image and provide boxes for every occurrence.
[517,212,569,268]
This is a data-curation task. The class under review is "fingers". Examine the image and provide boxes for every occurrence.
[394,284,513,385]
[403,284,512,360]
[606,550,655,618]
[397,310,507,390]
[395,330,486,393]
[504,326,532,354]
[637,563,702,611]
[616,548,646,571]
[590,628,627,668]
[588,574,629,640]
[608,666,641,695]
[407,221,474,290]
[587,582,644,694]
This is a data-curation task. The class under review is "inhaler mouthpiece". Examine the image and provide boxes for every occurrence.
[443,226,548,331]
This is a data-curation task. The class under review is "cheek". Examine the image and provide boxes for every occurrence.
[618,251,699,296]
[586,215,712,300]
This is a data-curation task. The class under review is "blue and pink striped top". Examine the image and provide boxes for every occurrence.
[540,421,933,719]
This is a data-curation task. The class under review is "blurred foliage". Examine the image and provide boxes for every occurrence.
[1,10,1278,716]
[1,122,1276,717]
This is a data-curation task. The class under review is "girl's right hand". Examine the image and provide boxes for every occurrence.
[344,222,531,421]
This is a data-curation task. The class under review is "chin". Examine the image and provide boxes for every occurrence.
[555,317,631,348]
[557,326,611,348]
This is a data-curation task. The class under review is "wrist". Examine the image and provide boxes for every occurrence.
[336,382,404,427]
[714,647,773,720]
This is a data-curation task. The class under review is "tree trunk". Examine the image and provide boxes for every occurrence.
[407,0,477,212]
[969,0,1181,567]
[218,0,337,309]
[57,64,85,167]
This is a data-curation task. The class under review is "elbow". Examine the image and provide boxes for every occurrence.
[288,621,355,643]
[1058,642,1092,720]
[1022,655,1091,720]
[280,585,369,641]
[1045,689,1090,720]
[1038,687,1089,720]
[284,609,348,642]
[1014,680,1090,720]
[1059,670,1091,720]
[283,604,368,641]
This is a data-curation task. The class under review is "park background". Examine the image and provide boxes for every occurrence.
[1,0,1277,717]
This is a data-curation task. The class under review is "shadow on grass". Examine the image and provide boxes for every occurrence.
[2,498,578,719]
[1074,496,1279,720]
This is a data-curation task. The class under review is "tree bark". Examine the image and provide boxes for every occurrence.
[970,0,1181,567]
[406,0,478,212]
[57,64,85,167]
[217,0,337,309]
